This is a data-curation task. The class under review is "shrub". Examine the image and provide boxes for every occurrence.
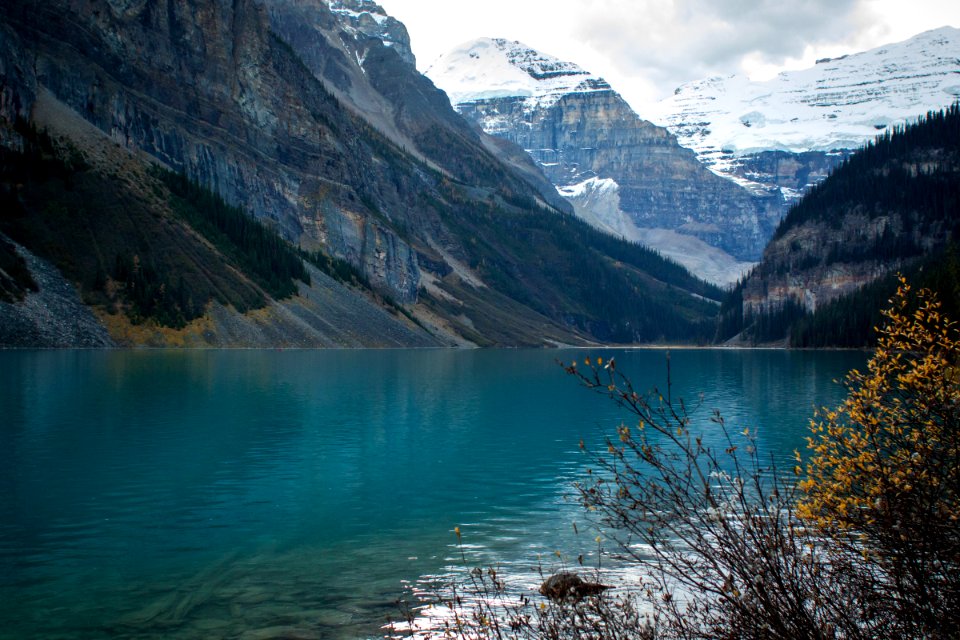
[798,278,960,635]
[556,356,856,639]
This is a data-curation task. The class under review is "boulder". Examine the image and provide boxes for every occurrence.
[539,572,611,602]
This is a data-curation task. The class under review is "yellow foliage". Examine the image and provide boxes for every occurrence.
[798,278,960,537]
[94,307,216,347]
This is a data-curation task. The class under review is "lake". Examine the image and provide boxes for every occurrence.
[0,348,866,639]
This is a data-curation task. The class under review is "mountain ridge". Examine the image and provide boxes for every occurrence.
[426,37,611,106]
[427,37,782,281]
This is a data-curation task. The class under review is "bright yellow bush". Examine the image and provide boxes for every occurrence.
[799,276,960,550]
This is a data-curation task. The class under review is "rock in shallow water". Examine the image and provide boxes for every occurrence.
[539,571,611,602]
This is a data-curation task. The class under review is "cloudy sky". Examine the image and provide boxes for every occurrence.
[375,0,960,114]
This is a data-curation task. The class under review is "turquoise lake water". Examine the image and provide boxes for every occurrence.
[0,348,866,639]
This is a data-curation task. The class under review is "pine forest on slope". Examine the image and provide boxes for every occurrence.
[717,104,960,347]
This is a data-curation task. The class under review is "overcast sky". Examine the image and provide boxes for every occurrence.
[375,0,960,114]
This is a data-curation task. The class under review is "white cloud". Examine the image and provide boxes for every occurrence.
[571,0,868,84]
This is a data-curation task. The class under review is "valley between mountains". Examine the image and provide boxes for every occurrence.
[1,1,958,348]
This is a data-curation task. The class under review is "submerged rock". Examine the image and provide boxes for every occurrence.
[539,572,611,602]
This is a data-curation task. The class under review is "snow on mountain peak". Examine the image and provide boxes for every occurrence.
[328,0,390,26]
[650,26,960,178]
[426,37,610,106]
[331,0,394,18]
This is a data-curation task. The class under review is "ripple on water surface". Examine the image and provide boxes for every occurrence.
[0,349,865,639]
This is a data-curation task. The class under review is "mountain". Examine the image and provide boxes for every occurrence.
[0,0,721,347]
[327,0,417,66]
[716,104,960,347]
[0,110,441,348]
[652,27,960,202]
[426,38,781,284]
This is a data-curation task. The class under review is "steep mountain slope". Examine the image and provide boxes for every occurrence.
[0,0,721,346]
[261,0,573,217]
[653,27,960,201]
[717,104,960,346]
[556,177,757,287]
[0,100,440,348]
[427,38,782,281]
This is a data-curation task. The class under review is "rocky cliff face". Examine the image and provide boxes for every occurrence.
[427,38,783,269]
[557,178,756,287]
[261,1,571,214]
[651,27,960,204]
[3,0,567,299]
[327,0,416,67]
[0,85,443,348]
[730,150,852,202]
[0,0,720,346]
[741,214,900,317]
[8,0,450,304]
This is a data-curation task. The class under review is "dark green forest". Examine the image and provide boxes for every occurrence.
[790,243,960,347]
[0,120,308,328]
[426,186,724,344]
[155,168,310,300]
[718,104,960,347]
[772,104,960,243]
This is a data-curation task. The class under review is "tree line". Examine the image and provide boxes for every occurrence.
[155,168,310,301]
[718,103,960,347]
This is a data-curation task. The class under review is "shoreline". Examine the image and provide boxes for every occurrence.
[0,343,874,352]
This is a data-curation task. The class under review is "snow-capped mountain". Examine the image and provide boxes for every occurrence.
[651,27,960,194]
[426,37,611,107]
[428,38,781,283]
